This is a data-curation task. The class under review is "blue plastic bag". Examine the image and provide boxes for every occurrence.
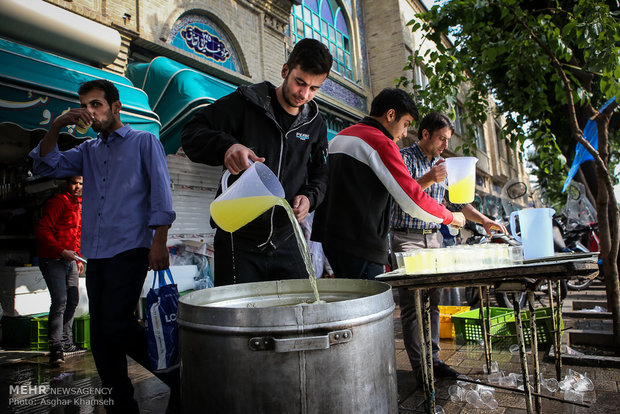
[146,269,180,372]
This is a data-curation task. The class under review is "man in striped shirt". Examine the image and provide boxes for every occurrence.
[391,111,506,383]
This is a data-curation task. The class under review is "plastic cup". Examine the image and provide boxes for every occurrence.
[483,360,499,374]
[419,250,435,273]
[574,376,594,392]
[564,389,584,403]
[394,252,405,269]
[508,246,524,264]
[488,371,502,384]
[75,120,91,134]
[403,250,421,274]
[542,378,559,393]
[464,390,485,409]
[500,374,517,387]
[445,157,478,203]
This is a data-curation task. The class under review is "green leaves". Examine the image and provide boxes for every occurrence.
[398,0,619,200]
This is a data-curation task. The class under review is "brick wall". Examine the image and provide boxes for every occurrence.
[42,0,291,81]
[360,0,412,96]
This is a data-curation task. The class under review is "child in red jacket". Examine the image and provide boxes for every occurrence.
[35,176,83,366]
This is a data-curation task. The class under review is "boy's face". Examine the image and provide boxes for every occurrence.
[280,64,327,111]
[67,176,83,197]
[385,112,414,143]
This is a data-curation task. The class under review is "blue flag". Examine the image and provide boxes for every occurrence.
[562,97,616,193]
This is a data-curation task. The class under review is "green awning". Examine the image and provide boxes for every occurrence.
[0,36,161,139]
[127,57,237,154]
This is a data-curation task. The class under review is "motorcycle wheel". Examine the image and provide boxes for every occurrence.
[566,277,593,291]
[538,280,569,299]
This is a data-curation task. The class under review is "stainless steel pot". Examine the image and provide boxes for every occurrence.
[178,278,397,414]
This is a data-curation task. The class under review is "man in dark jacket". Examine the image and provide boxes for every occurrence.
[311,88,465,279]
[182,38,332,286]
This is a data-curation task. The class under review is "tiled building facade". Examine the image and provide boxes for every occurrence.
[0,0,530,246]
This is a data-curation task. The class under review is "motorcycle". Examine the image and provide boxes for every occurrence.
[556,181,602,290]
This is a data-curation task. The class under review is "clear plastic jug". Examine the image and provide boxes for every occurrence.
[210,162,285,232]
[509,208,555,260]
[445,157,478,203]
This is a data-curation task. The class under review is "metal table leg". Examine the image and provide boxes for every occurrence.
[478,286,492,372]
[528,291,542,413]
[548,280,563,380]
[513,295,534,414]
[415,289,435,414]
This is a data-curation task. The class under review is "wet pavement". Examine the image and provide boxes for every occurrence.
[1,285,618,413]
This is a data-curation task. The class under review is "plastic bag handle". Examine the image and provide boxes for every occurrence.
[151,268,175,289]
[221,159,254,191]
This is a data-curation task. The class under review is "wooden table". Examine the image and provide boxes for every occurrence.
[377,253,599,414]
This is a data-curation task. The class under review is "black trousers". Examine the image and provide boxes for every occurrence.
[213,229,308,286]
[86,248,179,413]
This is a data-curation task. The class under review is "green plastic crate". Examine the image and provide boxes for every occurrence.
[451,307,513,343]
[30,315,90,351]
[30,316,49,351]
[73,315,90,350]
[505,307,563,346]
[2,313,48,348]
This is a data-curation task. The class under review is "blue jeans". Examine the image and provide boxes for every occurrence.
[322,246,384,279]
[39,259,79,351]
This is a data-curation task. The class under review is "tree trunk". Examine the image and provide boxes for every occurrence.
[594,108,620,353]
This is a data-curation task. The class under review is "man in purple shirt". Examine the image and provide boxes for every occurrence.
[29,79,176,413]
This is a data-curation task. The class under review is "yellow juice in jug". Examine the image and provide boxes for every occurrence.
[210,195,283,233]
[448,175,475,203]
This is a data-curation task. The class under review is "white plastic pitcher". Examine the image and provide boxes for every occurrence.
[209,162,285,232]
[509,208,555,260]
[445,157,478,203]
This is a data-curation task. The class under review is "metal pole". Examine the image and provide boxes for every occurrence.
[478,285,491,372]
[528,290,542,413]
[423,289,435,414]
[414,290,434,414]
[514,294,534,414]
[547,280,562,380]
[554,281,564,379]
[485,286,492,365]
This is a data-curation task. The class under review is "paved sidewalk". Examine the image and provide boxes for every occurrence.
[2,288,619,413]
[393,296,620,413]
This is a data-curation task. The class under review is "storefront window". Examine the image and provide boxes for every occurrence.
[292,0,353,80]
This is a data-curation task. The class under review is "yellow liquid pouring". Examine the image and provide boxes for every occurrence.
[210,195,321,303]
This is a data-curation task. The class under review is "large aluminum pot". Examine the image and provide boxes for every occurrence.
[178,278,397,414]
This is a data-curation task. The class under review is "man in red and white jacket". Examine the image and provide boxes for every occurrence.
[36,176,84,367]
[312,88,465,278]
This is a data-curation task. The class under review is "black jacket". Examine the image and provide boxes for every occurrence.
[181,81,329,246]
[312,118,452,264]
